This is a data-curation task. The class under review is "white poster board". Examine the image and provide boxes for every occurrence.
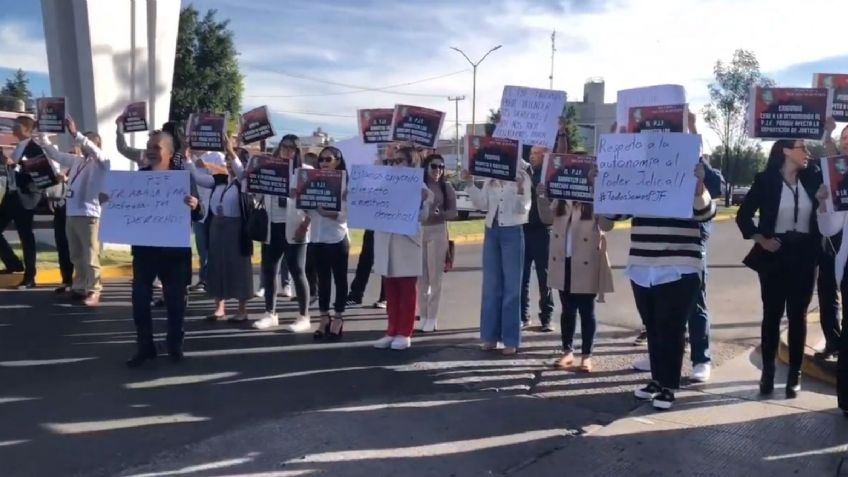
[334,137,380,166]
[493,85,567,149]
[100,170,192,247]
[347,165,423,235]
[594,133,701,218]
[616,85,686,131]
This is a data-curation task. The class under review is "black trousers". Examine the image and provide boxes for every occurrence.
[53,204,73,285]
[559,259,596,356]
[348,229,385,302]
[521,226,554,324]
[0,193,36,279]
[758,238,818,376]
[314,238,350,314]
[819,235,842,352]
[632,273,701,390]
[306,243,319,297]
[261,222,308,315]
[131,249,190,353]
[837,268,848,410]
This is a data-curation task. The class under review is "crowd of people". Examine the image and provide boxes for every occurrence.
[1,110,848,413]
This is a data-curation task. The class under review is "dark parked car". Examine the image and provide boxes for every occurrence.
[731,187,750,206]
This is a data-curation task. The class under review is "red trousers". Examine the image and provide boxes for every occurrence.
[384,276,417,337]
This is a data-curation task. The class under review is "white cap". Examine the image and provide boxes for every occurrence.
[202,151,226,167]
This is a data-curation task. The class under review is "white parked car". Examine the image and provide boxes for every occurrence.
[453,181,486,220]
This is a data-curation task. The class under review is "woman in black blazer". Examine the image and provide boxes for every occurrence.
[737,139,821,398]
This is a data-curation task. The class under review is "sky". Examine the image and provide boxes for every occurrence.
[0,0,846,151]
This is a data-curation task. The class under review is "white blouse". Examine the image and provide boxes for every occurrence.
[209,180,242,218]
[775,181,812,234]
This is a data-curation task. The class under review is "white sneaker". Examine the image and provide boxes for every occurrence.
[632,356,651,371]
[690,363,712,383]
[422,318,437,333]
[373,335,395,349]
[416,318,426,331]
[255,287,265,298]
[391,336,412,350]
[280,284,293,298]
[373,300,387,309]
[287,315,312,333]
[252,312,279,330]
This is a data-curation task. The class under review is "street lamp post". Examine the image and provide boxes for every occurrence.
[447,95,465,171]
[450,44,502,136]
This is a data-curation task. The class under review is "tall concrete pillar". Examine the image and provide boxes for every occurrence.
[41,0,180,170]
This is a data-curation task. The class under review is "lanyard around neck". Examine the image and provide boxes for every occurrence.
[781,177,799,229]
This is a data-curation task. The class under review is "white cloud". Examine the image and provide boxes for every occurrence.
[0,22,47,73]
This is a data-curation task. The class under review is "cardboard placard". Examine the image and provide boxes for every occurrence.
[20,154,58,189]
[594,133,701,219]
[294,169,345,212]
[390,104,445,148]
[616,85,686,131]
[821,155,848,212]
[358,109,394,144]
[246,155,290,196]
[467,135,520,181]
[186,112,229,151]
[746,87,833,140]
[36,97,66,133]
[122,102,148,133]
[543,153,595,202]
[347,164,423,235]
[813,73,848,122]
[628,104,687,133]
[240,106,275,144]
[492,85,567,149]
[100,170,192,248]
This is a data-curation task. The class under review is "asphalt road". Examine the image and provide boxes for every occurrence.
[0,219,765,476]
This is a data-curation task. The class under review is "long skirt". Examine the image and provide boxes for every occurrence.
[207,216,254,301]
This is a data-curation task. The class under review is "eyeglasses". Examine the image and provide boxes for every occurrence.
[319,156,334,163]
[429,163,445,170]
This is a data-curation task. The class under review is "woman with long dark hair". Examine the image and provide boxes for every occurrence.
[418,154,457,332]
[306,146,349,340]
[737,139,820,398]
[252,134,313,332]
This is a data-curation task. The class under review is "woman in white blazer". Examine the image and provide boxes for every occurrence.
[463,162,533,355]
[372,145,434,351]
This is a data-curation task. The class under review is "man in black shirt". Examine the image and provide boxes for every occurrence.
[521,145,555,330]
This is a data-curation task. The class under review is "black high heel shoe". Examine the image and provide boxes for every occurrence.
[759,367,775,395]
[313,315,331,341]
[785,371,801,399]
[328,316,344,341]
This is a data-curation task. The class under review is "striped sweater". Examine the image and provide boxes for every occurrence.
[611,192,717,269]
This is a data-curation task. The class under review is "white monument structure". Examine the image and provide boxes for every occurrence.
[40,0,181,170]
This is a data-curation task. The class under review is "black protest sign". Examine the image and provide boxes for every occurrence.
[294,169,345,212]
[240,106,275,144]
[246,155,290,196]
[467,135,520,181]
[544,153,595,202]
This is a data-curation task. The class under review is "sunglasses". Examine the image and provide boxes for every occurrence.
[429,163,445,170]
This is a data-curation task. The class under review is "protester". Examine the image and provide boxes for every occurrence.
[125,131,202,367]
[187,151,226,293]
[464,160,533,355]
[46,147,74,293]
[418,153,456,333]
[303,146,349,340]
[0,116,42,288]
[37,115,110,306]
[372,145,433,350]
[186,137,254,322]
[737,139,820,399]
[521,145,555,331]
[251,135,313,332]
[346,229,386,307]
[538,179,614,372]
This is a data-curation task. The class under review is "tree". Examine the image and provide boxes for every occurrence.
[170,5,243,129]
[703,49,774,205]
[561,104,582,152]
[1,69,32,102]
[710,143,766,187]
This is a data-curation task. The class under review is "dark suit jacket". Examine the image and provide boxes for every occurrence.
[736,166,821,240]
[15,139,45,210]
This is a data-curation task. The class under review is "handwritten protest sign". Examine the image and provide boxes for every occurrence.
[36,97,66,133]
[246,155,290,196]
[358,109,394,144]
[543,153,595,202]
[100,170,191,247]
[186,112,228,151]
[594,133,701,218]
[813,74,848,122]
[747,87,832,140]
[240,106,275,144]
[467,136,520,181]
[628,104,687,133]
[20,154,57,189]
[821,155,848,212]
[347,164,423,235]
[493,86,566,149]
[617,85,686,131]
[122,102,148,133]
[391,105,445,148]
[295,169,345,212]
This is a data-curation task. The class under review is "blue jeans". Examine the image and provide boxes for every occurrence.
[193,219,210,283]
[688,225,711,365]
[480,224,524,349]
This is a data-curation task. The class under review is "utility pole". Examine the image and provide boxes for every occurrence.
[447,95,466,172]
[549,30,556,89]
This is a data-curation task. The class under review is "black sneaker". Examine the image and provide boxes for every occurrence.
[345,297,362,306]
[634,381,662,400]
[652,388,675,410]
[633,329,648,346]
[126,349,157,368]
[540,323,555,333]
[188,282,206,293]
